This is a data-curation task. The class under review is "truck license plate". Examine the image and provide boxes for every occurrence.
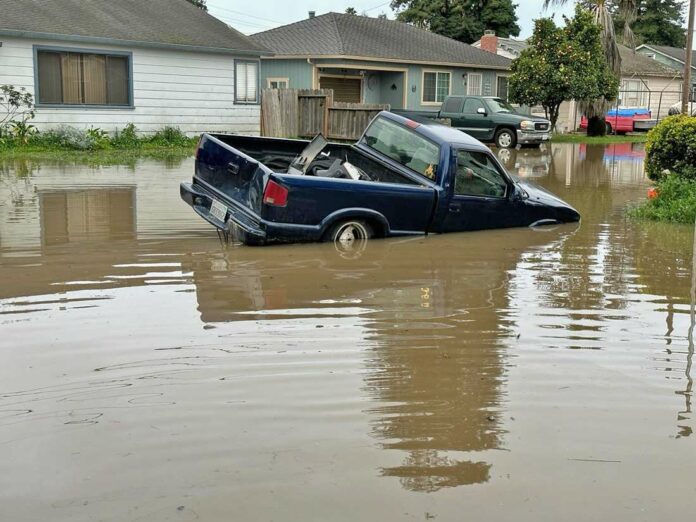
[209,199,228,222]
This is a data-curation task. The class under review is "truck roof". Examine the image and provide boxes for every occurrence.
[377,111,489,152]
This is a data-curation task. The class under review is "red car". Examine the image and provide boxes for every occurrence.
[580,108,652,134]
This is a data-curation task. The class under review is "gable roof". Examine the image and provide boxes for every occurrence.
[0,0,269,55]
[637,44,696,69]
[619,45,682,77]
[251,12,511,69]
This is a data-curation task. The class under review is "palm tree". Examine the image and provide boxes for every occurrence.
[544,1,637,135]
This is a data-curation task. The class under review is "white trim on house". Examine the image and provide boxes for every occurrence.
[421,69,452,106]
[267,77,289,88]
[466,72,483,96]
[260,54,510,70]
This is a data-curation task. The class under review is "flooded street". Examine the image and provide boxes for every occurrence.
[1,143,694,521]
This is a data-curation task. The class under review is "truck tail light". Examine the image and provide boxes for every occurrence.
[263,179,288,207]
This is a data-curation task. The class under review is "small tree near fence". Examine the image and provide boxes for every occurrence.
[0,85,36,137]
[509,7,618,131]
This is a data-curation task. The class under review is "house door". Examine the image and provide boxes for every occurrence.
[319,76,362,103]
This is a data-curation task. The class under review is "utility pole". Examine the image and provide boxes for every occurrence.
[683,0,695,114]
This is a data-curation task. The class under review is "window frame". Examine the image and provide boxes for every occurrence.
[235,59,261,105]
[33,45,134,109]
[421,69,452,106]
[452,148,510,199]
[267,77,290,89]
[467,73,483,96]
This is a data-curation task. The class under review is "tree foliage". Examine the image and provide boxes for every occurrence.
[508,7,619,130]
[390,0,520,44]
[345,7,358,15]
[610,0,686,47]
[186,0,208,11]
[0,85,35,134]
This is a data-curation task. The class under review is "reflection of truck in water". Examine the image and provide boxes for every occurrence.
[181,112,579,247]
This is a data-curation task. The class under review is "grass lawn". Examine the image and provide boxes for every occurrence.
[0,143,197,166]
[551,133,648,144]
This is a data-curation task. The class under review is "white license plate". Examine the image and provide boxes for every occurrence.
[209,199,228,222]
[541,134,550,141]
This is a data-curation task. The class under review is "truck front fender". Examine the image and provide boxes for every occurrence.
[319,208,391,238]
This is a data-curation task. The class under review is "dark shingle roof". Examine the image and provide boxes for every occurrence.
[252,12,511,69]
[640,44,696,68]
[0,0,269,55]
[619,45,682,77]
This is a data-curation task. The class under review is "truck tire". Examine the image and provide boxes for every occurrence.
[495,128,517,149]
[325,220,373,253]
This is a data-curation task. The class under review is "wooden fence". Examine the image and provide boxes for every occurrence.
[261,89,389,141]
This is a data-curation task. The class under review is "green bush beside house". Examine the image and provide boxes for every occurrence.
[630,115,696,224]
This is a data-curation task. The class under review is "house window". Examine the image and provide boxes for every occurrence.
[235,61,259,104]
[422,71,451,103]
[267,77,289,89]
[496,76,509,101]
[36,49,131,106]
[620,79,648,107]
[467,73,483,96]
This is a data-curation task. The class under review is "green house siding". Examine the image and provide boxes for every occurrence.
[636,48,696,85]
[259,57,507,110]
[259,59,313,90]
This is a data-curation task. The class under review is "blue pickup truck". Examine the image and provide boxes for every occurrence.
[180,112,579,247]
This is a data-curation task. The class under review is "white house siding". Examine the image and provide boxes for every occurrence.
[0,36,259,135]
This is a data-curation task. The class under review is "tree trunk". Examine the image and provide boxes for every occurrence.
[586,115,607,137]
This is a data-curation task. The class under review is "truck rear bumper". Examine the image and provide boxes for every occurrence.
[180,181,323,245]
[517,130,551,145]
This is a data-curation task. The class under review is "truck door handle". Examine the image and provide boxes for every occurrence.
[227,162,239,175]
[449,204,461,214]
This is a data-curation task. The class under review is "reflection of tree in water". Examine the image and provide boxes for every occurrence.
[522,144,647,317]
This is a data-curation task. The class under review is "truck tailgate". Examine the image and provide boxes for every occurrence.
[194,134,269,216]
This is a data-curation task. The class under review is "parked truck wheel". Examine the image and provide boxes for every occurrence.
[326,220,373,254]
[495,128,517,149]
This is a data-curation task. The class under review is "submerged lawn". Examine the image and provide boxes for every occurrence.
[0,144,196,166]
[552,133,648,144]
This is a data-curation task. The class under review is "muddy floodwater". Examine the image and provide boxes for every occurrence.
[1,143,695,521]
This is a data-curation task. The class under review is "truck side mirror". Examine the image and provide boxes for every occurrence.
[477,107,487,116]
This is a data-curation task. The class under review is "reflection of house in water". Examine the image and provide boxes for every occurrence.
[40,188,136,245]
[185,229,573,492]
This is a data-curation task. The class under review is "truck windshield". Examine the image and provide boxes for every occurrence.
[361,117,440,180]
[487,98,517,114]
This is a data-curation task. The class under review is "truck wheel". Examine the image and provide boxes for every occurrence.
[606,122,613,135]
[495,128,516,149]
[326,220,372,254]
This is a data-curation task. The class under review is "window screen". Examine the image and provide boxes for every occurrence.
[36,50,130,106]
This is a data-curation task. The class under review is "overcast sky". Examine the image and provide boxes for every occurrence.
[206,0,576,38]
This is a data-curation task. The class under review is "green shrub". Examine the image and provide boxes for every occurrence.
[629,175,696,224]
[111,123,141,149]
[149,126,190,147]
[31,125,101,150]
[645,115,696,181]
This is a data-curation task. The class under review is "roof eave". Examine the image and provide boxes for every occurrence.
[0,29,272,56]
[260,53,510,70]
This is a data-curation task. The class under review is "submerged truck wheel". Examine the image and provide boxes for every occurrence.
[325,220,373,255]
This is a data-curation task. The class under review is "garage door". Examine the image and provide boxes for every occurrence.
[319,76,362,103]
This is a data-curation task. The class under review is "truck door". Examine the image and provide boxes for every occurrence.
[460,98,494,140]
[439,148,516,232]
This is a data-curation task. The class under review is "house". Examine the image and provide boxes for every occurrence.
[474,31,683,130]
[636,44,696,93]
[250,12,511,111]
[472,31,528,60]
[0,0,270,135]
